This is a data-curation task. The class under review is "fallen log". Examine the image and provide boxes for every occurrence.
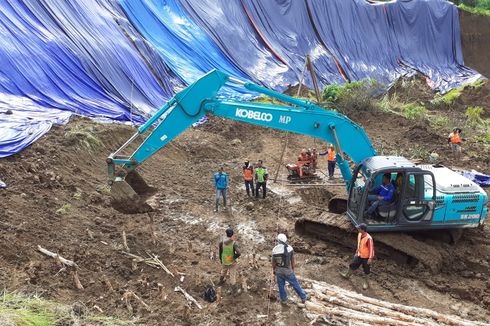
[121,251,174,277]
[299,277,487,326]
[174,286,202,310]
[37,245,78,268]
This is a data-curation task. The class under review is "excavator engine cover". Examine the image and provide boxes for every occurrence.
[110,171,157,214]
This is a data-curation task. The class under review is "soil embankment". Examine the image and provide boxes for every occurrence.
[460,10,490,78]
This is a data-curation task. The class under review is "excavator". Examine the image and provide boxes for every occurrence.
[107,70,488,271]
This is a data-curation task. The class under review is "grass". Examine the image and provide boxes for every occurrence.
[431,79,486,108]
[55,203,72,215]
[1,291,70,326]
[400,103,427,120]
[0,291,131,326]
[64,125,102,151]
[476,132,490,143]
[465,106,484,127]
[459,3,490,16]
[429,116,450,129]
[322,79,380,103]
[432,88,462,107]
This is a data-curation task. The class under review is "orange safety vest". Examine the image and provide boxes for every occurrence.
[243,168,253,181]
[327,149,336,161]
[357,232,374,259]
[449,132,461,144]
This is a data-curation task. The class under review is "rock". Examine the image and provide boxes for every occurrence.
[461,270,472,278]
[244,202,254,211]
[33,175,40,183]
[231,139,242,146]
[20,193,27,198]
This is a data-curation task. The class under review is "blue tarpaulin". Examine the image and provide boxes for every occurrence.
[0,0,181,157]
[463,170,490,187]
[0,0,483,158]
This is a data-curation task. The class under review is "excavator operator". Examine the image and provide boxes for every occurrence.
[366,173,394,217]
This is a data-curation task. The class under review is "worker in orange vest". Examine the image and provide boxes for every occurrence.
[320,144,336,179]
[340,223,374,290]
[448,128,463,158]
[296,149,310,177]
[243,160,255,197]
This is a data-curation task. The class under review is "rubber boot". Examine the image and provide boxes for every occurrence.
[340,268,352,279]
[362,274,369,290]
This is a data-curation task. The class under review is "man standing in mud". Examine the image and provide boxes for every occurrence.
[218,228,241,290]
[448,128,463,158]
[214,166,228,212]
[255,160,268,199]
[272,233,308,305]
[340,223,374,290]
[243,159,255,197]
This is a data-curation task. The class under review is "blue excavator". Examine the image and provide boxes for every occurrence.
[107,70,488,270]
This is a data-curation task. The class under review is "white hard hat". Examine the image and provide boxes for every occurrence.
[277,233,287,243]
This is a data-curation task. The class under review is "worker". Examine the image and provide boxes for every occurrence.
[243,160,255,197]
[448,128,462,158]
[320,144,336,179]
[214,166,228,212]
[255,160,268,199]
[340,223,374,289]
[366,173,394,216]
[392,172,403,195]
[296,149,310,178]
[272,233,309,305]
[311,148,318,170]
[218,228,241,288]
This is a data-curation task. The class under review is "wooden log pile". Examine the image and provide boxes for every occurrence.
[300,278,488,326]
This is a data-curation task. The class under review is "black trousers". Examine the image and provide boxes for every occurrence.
[255,182,266,198]
[349,256,370,275]
[328,160,336,177]
[244,180,255,196]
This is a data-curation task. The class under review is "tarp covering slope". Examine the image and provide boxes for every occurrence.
[0,0,181,157]
[175,0,299,90]
[0,0,483,157]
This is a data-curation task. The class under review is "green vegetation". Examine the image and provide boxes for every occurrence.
[321,79,381,115]
[432,88,463,108]
[476,132,490,143]
[458,3,490,15]
[0,291,130,325]
[400,103,427,120]
[322,79,379,103]
[430,116,451,129]
[55,203,72,215]
[465,106,484,127]
[64,125,102,151]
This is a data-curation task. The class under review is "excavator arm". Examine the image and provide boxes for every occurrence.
[107,69,376,213]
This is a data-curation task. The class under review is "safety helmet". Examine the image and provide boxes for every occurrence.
[277,233,287,243]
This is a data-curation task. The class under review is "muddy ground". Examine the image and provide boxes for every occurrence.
[1,82,490,325]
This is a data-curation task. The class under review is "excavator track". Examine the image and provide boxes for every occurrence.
[295,212,445,273]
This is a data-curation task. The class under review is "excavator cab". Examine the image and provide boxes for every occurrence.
[347,156,437,232]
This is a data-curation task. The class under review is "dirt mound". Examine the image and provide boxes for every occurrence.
[388,74,435,104]
[457,81,490,118]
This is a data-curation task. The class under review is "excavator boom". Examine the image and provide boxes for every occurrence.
[107,69,375,213]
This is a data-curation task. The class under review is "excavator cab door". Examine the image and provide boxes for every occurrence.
[398,172,436,225]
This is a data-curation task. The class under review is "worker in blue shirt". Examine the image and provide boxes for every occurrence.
[214,166,228,212]
[366,173,394,215]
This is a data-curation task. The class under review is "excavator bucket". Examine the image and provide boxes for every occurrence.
[110,171,157,214]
